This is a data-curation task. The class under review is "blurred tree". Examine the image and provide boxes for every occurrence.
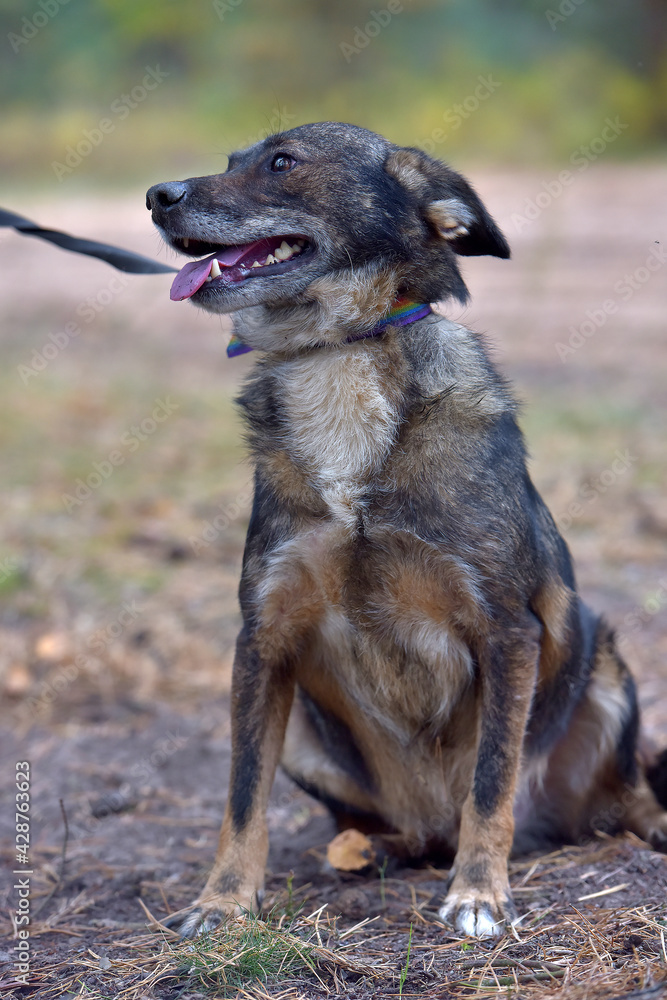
[0,0,664,180]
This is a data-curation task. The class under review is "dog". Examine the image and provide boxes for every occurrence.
[146,122,667,938]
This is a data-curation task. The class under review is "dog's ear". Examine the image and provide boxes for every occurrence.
[385,148,510,259]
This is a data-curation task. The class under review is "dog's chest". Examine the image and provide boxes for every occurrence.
[256,523,476,737]
[276,349,400,522]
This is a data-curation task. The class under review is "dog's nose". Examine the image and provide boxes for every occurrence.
[146,181,188,212]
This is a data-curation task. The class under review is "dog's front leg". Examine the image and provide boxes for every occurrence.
[439,625,539,937]
[170,629,295,937]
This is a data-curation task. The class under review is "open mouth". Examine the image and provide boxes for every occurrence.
[169,235,314,301]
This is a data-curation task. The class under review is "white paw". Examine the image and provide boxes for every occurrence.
[164,904,224,938]
[438,888,515,938]
[439,900,502,938]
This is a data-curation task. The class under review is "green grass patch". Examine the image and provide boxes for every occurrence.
[0,559,29,597]
[174,911,318,997]
[399,924,413,997]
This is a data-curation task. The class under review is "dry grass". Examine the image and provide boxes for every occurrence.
[6,839,667,999]
[3,834,666,999]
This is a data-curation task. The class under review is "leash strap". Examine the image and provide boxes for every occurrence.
[0,207,176,275]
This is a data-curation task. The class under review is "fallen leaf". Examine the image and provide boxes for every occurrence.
[35,632,70,661]
[326,829,375,871]
[4,663,31,695]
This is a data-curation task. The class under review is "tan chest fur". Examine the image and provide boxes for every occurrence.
[275,343,401,524]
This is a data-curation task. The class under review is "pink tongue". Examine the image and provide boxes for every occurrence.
[169,241,267,301]
[170,254,215,301]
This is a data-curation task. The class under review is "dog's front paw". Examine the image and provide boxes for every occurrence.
[438,887,516,938]
[163,888,264,939]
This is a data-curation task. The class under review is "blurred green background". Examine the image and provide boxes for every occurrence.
[2,0,665,188]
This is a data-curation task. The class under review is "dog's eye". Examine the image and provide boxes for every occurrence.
[270,154,296,173]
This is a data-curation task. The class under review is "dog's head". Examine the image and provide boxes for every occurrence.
[147,122,508,330]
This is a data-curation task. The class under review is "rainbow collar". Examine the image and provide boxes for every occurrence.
[227,296,432,357]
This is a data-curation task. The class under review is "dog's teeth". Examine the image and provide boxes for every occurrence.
[265,254,277,265]
[275,240,293,261]
[297,239,305,247]
[290,243,302,254]
[210,259,221,278]
[251,261,262,268]
[182,237,190,249]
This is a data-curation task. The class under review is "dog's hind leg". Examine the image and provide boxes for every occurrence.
[282,691,456,862]
[526,625,667,853]
[576,631,667,850]
[281,687,388,831]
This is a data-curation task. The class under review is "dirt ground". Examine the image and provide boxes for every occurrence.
[0,163,666,998]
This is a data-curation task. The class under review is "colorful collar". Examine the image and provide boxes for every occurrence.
[227,296,432,357]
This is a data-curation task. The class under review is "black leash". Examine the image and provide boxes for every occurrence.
[0,207,176,275]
